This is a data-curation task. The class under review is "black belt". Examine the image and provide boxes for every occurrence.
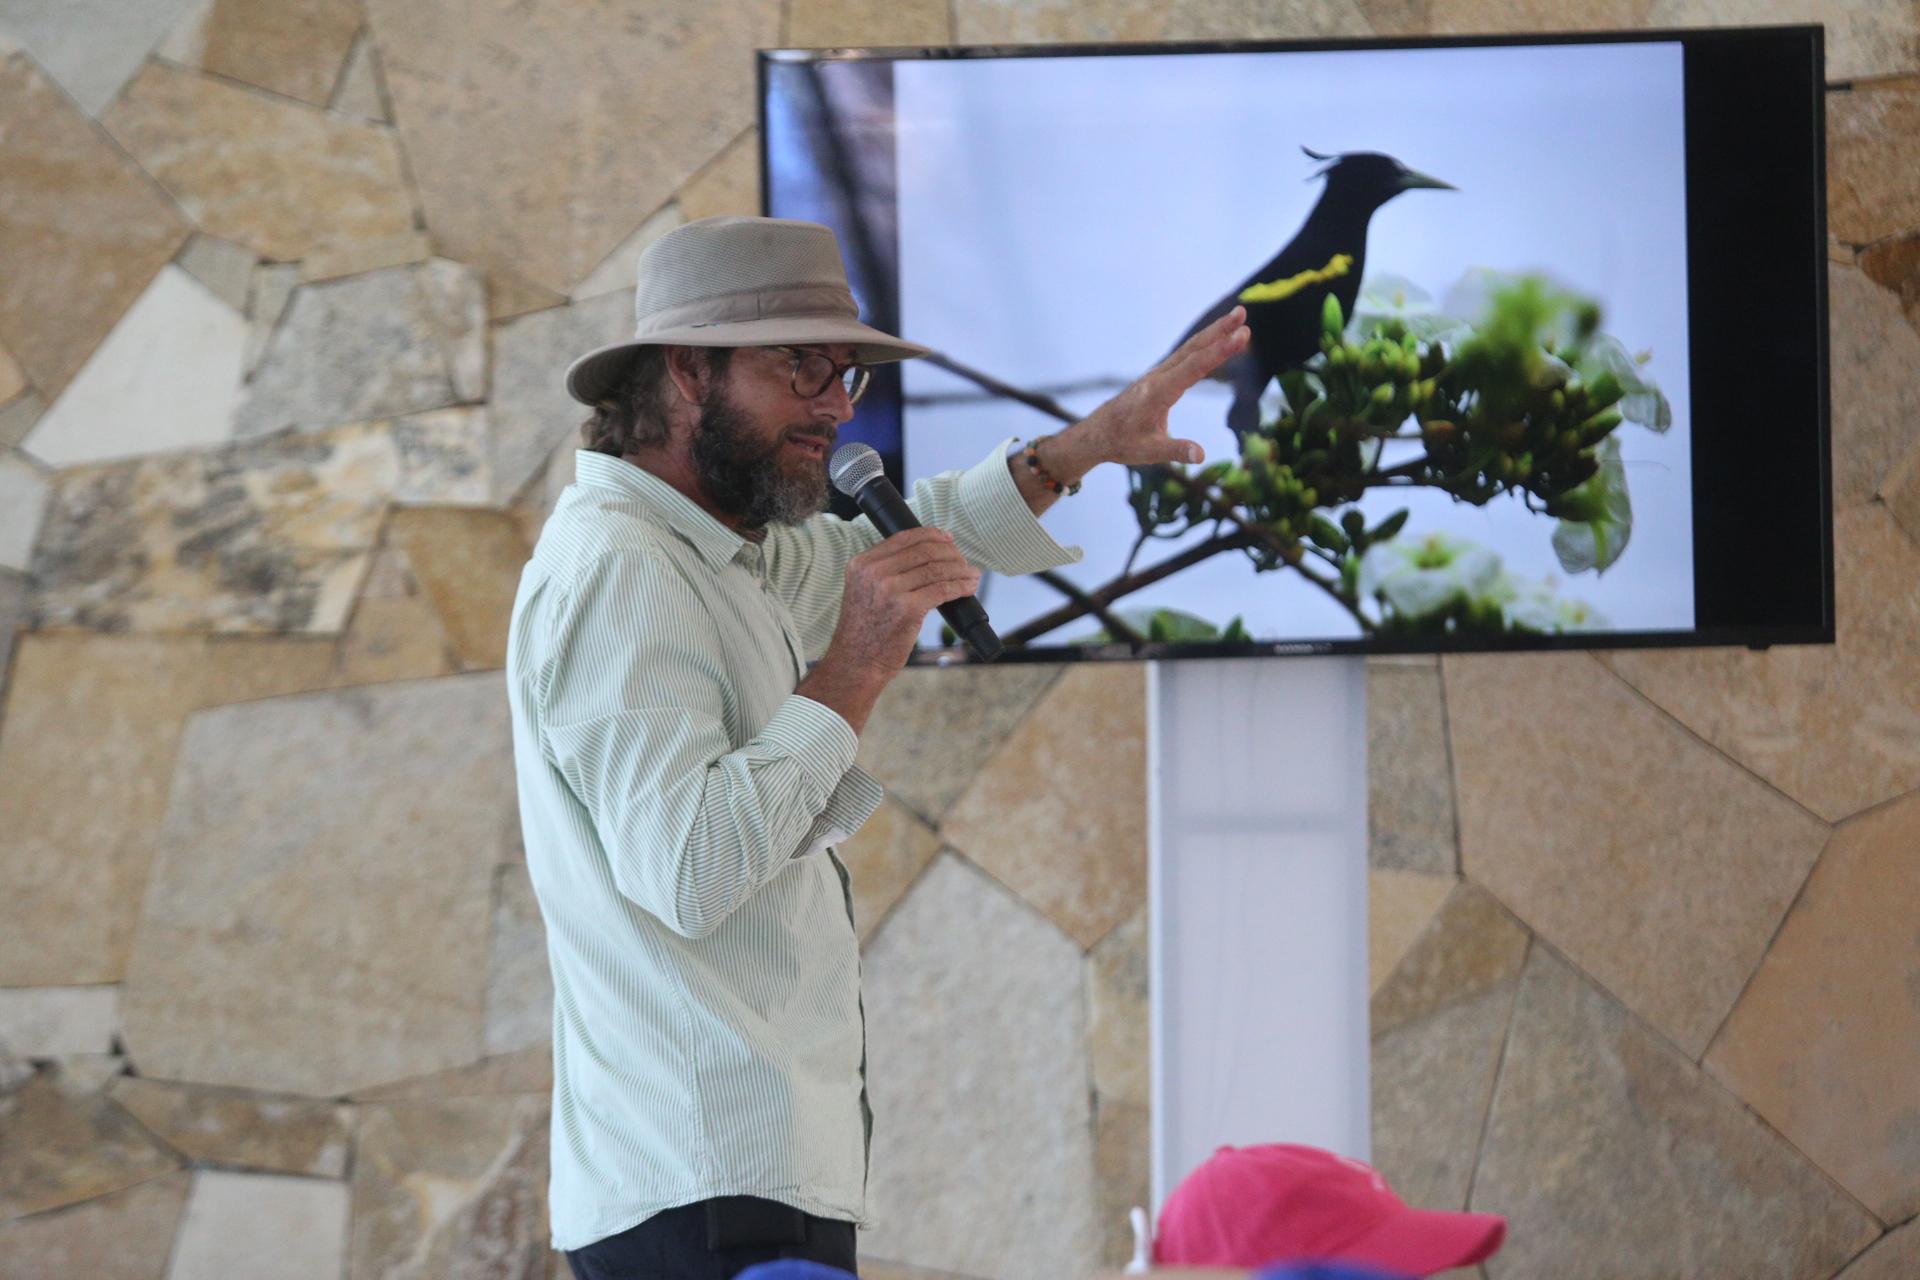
[703,1195,813,1250]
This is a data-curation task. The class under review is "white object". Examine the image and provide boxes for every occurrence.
[1146,656,1371,1215]
[1125,1204,1153,1273]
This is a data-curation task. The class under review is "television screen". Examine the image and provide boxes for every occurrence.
[760,27,1831,661]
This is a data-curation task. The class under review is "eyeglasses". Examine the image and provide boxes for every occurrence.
[770,345,871,405]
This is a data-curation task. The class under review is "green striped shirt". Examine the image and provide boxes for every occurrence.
[505,439,1081,1250]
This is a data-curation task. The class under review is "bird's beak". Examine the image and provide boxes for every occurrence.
[1398,168,1456,191]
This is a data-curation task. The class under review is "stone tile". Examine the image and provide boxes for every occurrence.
[1828,79,1920,246]
[1607,505,1920,823]
[0,389,43,450]
[331,593,453,686]
[1426,0,1653,31]
[570,200,682,301]
[0,339,24,405]
[157,0,361,107]
[235,263,476,438]
[1370,884,1529,1213]
[1472,948,1879,1280]
[0,634,337,986]
[1369,868,1458,994]
[1356,0,1425,35]
[1837,1219,1920,1280]
[1093,1099,1151,1272]
[1886,444,1920,546]
[30,411,485,634]
[1367,656,1458,874]
[0,567,28,702]
[679,128,760,222]
[1087,905,1148,1107]
[174,233,256,312]
[102,61,414,261]
[1447,651,1831,1058]
[1829,263,1920,510]
[1662,1,1919,81]
[121,674,511,1096]
[0,1168,191,1279]
[1859,231,1920,334]
[331,27,387,122]
[0,449,47,570]
[168,1170,348,1280]
[360,544,417,598]
[297,228,434,284]
[0,987,119,1058]
[349,1094,549,1279]
[363,0,779,296]
[942,664,1146,949]
[0,52,189,399]
[0,0,200,115]
[421,257,489,401]
[856,663,1057,823]
[1705,792,1920,1221]
[858,1262,988,1280]
[110,1077,352,1177]
[486,864,552,1058]
[953,0,1371,41]
[787,0,951,45]
[350,1046,551,1102]
[487,267,568,322]
[243,261,300,374]
[0,1060,179,1221]
[837,794,942,945]
[21,266,249,469]
[384,507,528,670]
[863,854,1099,1276]
[488,289,632,502]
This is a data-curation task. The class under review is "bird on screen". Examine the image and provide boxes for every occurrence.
[1173,147,1455,441]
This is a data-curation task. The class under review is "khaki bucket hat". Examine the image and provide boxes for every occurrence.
[564,214,931,406]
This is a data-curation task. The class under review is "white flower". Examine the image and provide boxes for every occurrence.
[1358,532,1505,620]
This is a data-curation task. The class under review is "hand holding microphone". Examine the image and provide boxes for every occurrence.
[830,443,1004,663]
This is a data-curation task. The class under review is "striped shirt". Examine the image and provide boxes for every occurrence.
[505,439,1081,1251]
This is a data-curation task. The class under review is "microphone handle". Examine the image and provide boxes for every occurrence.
[854,477,1003,662]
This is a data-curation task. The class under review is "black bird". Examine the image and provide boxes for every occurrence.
[1175,148,1455,441]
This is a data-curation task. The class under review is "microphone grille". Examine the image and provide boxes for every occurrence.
[829,442,884,497]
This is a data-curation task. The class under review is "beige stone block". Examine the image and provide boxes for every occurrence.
[32,411,490,635]
[1087,905,1149,1107]
[330,594,454,686]
[0,391,45,451]
[1829,262,1920,509]
[349,1045,552,1102]
[0,340,24,406]
[1093,1099,1151,1272]
[954,0,1371,42]
[0,1168,190,1278]
[854,662,1057,823]
[297,229,435,284]
[788,0,952,46]
[385,507,530,670]
[1368,868,1457,994]
[175,233,256,311]
[1607,505,1920,823]
[1650,1,1919,82]
[858,1260,989,1280]
[0,633,336,986]
[1367,656,1459,874]
[1828,79,1920,246]
[679,128,761,223]
[330,27,388,122]
[1472,948,1879,1279]
[0,1061,178,1221]
[102,61,416,263]
[839,795,942,944]
[942,664,1146,949]
[571,200,683,301]
[1885,443,1920,546]
[487,266,568,321]
[159,0,362,107]
[1837,1219,1920,1280]
[0,986,119,1058]
[109,1077,352,1178]
[485,864,552,1057]
[0,53,189,399]
[1357,0,1427,35]
[0,0,200,117]
[363,0,780,296]
[349,1095,549,1278]
[1427,0,1652,29]
[120,675,512,1096]
[168,1169,348,1280]
[1705,791,1920,1221]
[488,290,633,502]
[1447,650,1830,1057]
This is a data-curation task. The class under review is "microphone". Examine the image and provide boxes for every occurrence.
[829,443,1003,663]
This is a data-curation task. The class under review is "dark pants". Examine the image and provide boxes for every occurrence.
[565,1196,858,1280]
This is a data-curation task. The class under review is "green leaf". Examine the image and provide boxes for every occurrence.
[1307,514,1349,554]
[1550,436,1633,574]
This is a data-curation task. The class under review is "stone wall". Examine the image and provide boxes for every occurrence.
[0,2,1915,1278]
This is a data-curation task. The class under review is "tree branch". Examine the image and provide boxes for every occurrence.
[1030,570,1146,643]
[1001,532,1254,646]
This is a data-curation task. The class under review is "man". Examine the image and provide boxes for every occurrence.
[505,215,1248,1279]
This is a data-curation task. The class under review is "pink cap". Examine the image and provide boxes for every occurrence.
[1153,1144,1506,1277]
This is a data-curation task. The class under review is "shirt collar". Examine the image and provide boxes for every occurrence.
[573,450,752,571]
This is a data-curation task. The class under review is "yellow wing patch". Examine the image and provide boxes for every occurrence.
[1238,253,1355,304]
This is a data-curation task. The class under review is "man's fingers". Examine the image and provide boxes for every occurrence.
[894,560,980,597]
[1161,307,1250,391]
[859,526,955,568]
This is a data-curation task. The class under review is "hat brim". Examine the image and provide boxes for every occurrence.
[564,315,932,406]
[1340,1206,1507,1275]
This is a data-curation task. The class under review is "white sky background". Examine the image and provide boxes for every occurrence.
[894,42,1695,644]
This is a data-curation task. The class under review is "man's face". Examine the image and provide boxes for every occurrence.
[691,343,858,530]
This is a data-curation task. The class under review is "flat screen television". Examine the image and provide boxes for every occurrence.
[759,26,1831,662]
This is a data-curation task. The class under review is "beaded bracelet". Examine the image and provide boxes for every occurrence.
[1022,435,1081,497]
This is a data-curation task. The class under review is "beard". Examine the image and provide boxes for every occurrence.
[690,389,831,529]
